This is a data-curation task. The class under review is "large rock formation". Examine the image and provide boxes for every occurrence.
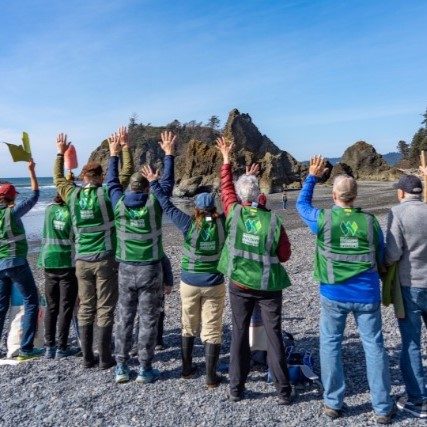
[87,109,305,196]
[333,141,401,181]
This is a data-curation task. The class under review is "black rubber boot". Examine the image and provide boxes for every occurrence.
[205,342,222,388]
[79,325,96,368]
[155,311,165,350]
[98,325,116,370]
[181,336,197,378]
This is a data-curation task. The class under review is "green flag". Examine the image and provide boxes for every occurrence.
[2,132,32,162]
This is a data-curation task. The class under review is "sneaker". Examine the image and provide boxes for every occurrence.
[17,348,45,361]
[45,347,57,360]
[397,396,427,418]
[324,404,343,419]
[136,367,160,384]
[56,347,81,359]
[278,387,296,405]
[375,404,398,425]
[115,364,130,383]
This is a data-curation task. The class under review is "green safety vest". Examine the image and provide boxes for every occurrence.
[218,204,292,291]
[181,215,225,274]
[68,186,116,257]
[37,203,74,269]
[315,208,379,284]
[114,194,164,262]
[0,207,28,259]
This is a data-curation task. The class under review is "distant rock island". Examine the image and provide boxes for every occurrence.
[87,108,402,195]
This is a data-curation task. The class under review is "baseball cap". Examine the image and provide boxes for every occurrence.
[393,175,423,194]
[194,193,215,211]
[0,184,19,199]
[129,172,149,192]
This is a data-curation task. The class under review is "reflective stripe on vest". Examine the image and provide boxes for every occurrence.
[117,195,161,261]
[183,217,225,272]
[321,209,377,283]
[0,208,26,257]
[226,205,279,290]
[69,187,114,252]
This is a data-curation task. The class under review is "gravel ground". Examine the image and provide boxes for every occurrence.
[0,182,425,427]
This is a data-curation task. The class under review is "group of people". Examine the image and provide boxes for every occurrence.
[0,127,426,424]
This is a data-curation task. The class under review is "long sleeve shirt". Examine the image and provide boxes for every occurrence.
[149,179,224,287]
[0,190,39,270]
[296,174,384,303]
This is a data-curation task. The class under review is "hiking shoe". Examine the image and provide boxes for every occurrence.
[115,364,130,383]
[45,347,57,360]
[397,396,427,418]
[17,348,45,361]
[136,367,160,384]
[324,405,343,419]
[56,347,81,359]
[375,404,398,424]
[278,387,296,405]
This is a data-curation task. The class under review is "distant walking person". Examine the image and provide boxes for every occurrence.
[143,163,226,388]
[54,130,133,369]
[37,193,79,359]
[296,156,395,425]
[0,160,44,361]
[216,137,294,404]
[282,191,288,210]
[383,172,427,419]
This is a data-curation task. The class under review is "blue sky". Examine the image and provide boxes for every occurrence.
[1,0,426,177]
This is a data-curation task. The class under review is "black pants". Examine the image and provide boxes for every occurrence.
[44,268,78,349]
[228,283,291,397]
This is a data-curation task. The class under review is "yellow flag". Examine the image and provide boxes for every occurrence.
[2,132,32,162]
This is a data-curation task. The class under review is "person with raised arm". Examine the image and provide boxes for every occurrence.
[54,128,133,370]
[141,162,226,388]
[0,160,44,360]
[108,130,176,384]
[296,156,395,424]
[216,137,294,405]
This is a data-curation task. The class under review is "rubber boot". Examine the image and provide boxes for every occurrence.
[98,325,116,370]
[205,342,222,388]
[181,336,197,378]
[79,325,96,368]
[155,311,165,350]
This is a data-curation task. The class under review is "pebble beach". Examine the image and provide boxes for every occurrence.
[0,181,424,427]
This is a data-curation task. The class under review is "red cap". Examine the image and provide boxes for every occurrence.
[0,184,19,199]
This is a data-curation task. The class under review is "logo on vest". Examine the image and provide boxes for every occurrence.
[242,219,261,247]
[340,221,359,248]
[79,191,95,220]
[200,227,216,251]
[129,208,146,228]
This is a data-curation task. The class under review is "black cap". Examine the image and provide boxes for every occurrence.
[393,175,423,194]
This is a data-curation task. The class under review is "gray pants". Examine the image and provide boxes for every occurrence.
[114,262,163,368]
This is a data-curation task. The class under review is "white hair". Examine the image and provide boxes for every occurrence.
[333,175,357,202]
[235,174,260,203]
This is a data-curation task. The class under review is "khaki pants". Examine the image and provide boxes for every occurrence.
[76,256,118,327]
[180,281,225,344]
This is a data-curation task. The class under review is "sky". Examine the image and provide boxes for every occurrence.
[1,0,426,177]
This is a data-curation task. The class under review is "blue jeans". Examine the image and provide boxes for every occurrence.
[320,296,393,415]
[0,262,39,352]
[398,286,427,403]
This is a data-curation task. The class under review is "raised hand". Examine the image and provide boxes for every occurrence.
[309,155,327,178]
[216,136,234,164]
[28,159,36,173]
[140,164,159,182]
[118,126,128,147]
[246,163,260,176]
[56,133,70,155]
[108,132,121,156]
[159,131,176,156]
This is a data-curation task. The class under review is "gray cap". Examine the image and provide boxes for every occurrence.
[129,172,149,192]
